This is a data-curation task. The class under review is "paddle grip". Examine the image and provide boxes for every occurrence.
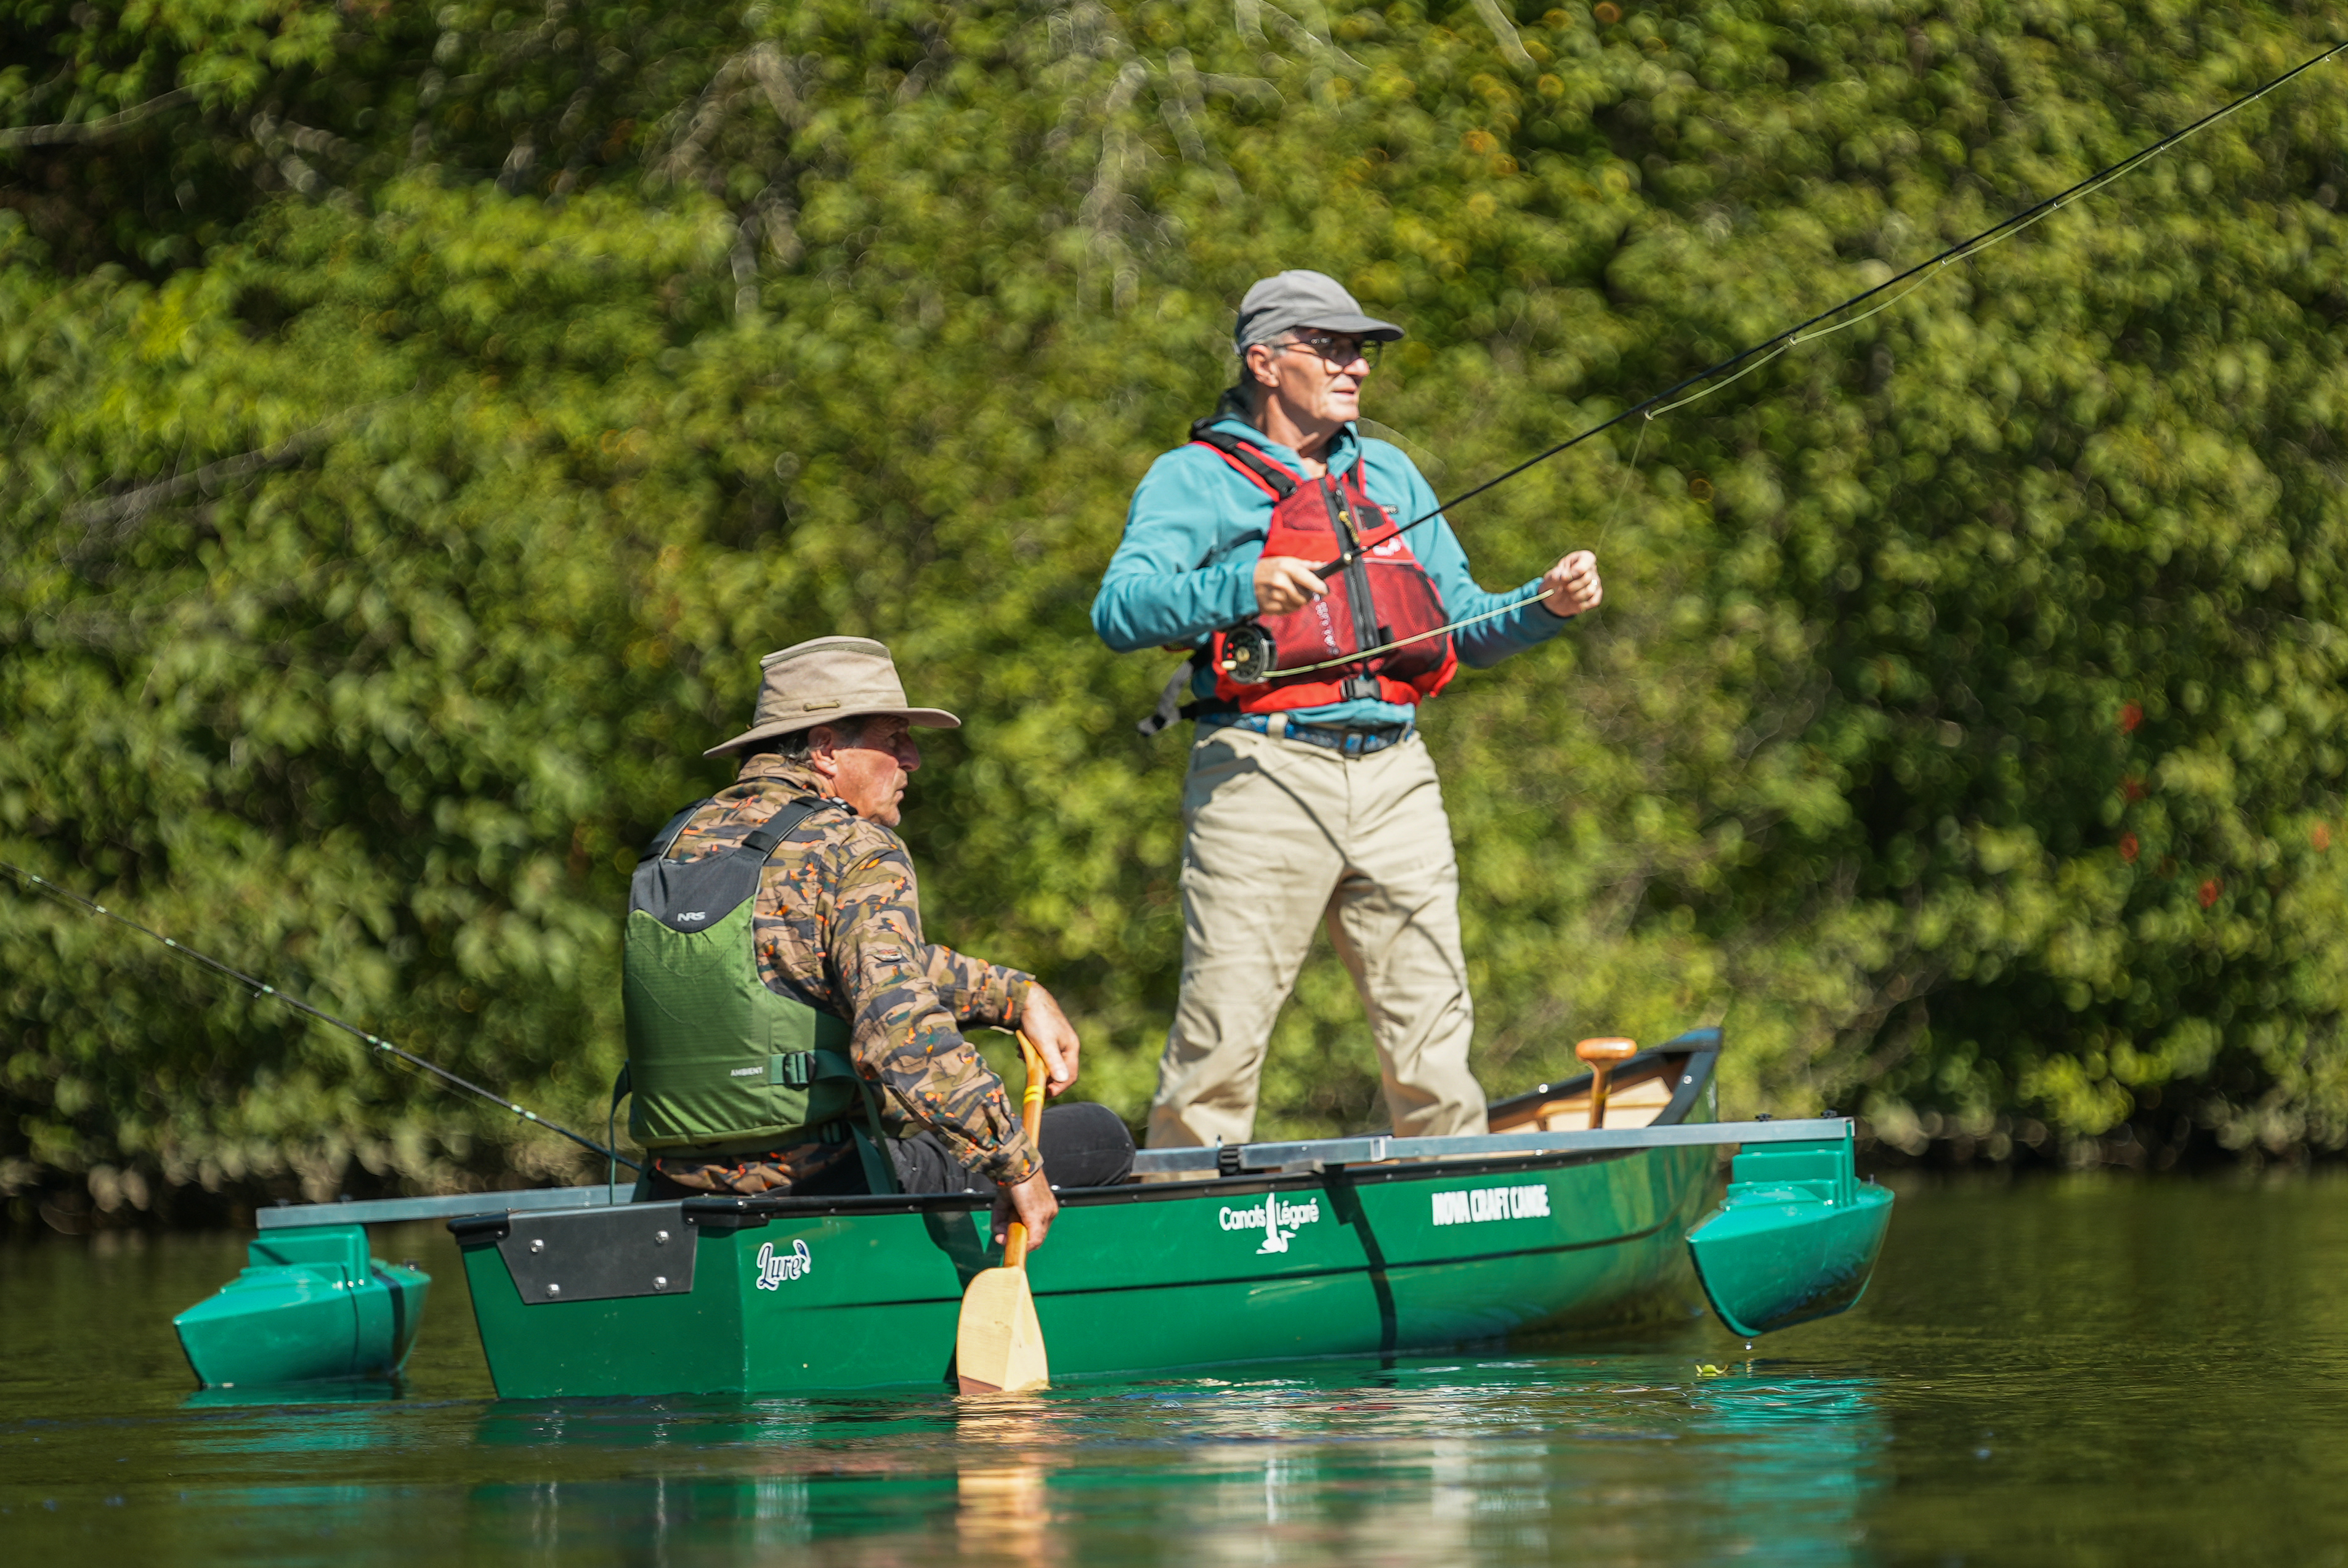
[1014,1030,1047,1142]
[1003,1031,1049,1271]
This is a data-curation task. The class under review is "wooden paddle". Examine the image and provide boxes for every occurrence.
[1576,1037,1638,1129]
[954,1030,1050,1394]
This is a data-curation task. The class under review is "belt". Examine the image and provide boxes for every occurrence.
[1213,712,1415,756]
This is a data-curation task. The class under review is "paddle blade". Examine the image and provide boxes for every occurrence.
[955,1266,1049,1394]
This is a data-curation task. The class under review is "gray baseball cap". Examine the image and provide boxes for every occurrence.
[1233,270,1404,352]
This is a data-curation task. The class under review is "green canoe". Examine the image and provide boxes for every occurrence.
[173,1027,1895,1396]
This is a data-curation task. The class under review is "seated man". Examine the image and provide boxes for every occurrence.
[625,635,1131,1249]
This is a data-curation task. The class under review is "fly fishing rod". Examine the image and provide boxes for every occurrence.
[1,860,641,1173]
[1213,36,2348,687]
[1367,34,2347,565]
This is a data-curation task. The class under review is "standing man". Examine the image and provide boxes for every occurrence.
[1091,270,1603,1150]
[625,636,1131,1248]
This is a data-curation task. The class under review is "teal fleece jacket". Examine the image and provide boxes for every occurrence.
[1091,416,1573,729]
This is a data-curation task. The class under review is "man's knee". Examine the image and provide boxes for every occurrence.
[1038,1101,1136,1188]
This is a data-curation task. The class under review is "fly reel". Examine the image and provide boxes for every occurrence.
[1217,624,1276,685]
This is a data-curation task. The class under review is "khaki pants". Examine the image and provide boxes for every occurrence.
[1146,723,1488,1149]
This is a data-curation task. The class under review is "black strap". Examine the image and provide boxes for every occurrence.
[740,798,824,859]
[1138,652,1202,737]
[1138,649,1236,737]
[644,794,835,866]
[1189,419,1298,498]
[607,1061,633,1196]
[639,802,704,863]
[849,1081,901,1195]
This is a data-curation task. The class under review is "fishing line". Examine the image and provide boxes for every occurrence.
[0,860,641,1173]
[1592,413,1651,556]
[1326,35,2348,569]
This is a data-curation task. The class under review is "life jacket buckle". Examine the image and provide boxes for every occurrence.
[771,1051,816,1089]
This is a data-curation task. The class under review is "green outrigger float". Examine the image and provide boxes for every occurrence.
[174,1028,1893,1396]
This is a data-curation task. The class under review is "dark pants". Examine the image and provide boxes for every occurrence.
[862,1102,1135,1195]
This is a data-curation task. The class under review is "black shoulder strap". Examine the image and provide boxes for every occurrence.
[740,798,826,859]
[639,801,708,863]
[1188,418,1298,498]
[641,796,833,865]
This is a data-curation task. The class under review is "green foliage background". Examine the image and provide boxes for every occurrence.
[7,0,2348,1214]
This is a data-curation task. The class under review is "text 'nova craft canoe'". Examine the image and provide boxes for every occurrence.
[172,1028,1893,1397]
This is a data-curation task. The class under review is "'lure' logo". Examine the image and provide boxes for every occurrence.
[755,1239,812,1290]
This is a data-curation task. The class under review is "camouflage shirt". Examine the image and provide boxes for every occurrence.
[652,753,1038,1191]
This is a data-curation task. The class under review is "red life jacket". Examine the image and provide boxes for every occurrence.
[1191,424,1458,712]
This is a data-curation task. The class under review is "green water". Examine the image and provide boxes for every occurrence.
[2,1176,2344,1564]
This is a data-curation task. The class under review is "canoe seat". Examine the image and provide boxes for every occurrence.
[1487,1053,1682,1134]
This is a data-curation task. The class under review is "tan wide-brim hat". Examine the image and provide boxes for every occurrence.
[704,636,961,758]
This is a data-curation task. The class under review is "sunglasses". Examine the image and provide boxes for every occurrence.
[1273,331,1382,370]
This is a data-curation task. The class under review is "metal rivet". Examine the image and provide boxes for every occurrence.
[654,1275,668,1290]
[546,1282,561,1297]
[654,1230,669,1245]
[529,1238,544,1253]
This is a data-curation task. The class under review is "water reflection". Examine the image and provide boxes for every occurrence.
[181,1378,411,1412]
[391,1359,1886,1565]
[2,1332,1892,1564]
[956,1465,1053,1564]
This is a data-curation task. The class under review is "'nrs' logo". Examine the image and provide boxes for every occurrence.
[755,1239,812,1290]
[675,911,709,924]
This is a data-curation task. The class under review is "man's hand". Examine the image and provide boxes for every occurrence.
[991,1168,1059,1251]
[1539,551,1603,618]
[1019,984,1082,1095]
[1253,555,1328,615]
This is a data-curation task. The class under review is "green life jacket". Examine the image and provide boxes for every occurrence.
[620,796,895,1190]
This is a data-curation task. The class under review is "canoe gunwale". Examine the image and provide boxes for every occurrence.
[669,1142,1725,1229]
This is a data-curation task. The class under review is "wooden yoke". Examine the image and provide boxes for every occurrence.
[1576,1038,1639,1130]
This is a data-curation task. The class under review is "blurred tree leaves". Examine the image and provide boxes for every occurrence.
[6,0,2348,1211]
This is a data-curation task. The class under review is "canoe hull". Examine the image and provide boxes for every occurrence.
[455,1141,1718,1399]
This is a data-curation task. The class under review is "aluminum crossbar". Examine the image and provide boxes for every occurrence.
[251,1119,1849,1227]
[1127,1117,1851,1176]
[257,1183,624,1231]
